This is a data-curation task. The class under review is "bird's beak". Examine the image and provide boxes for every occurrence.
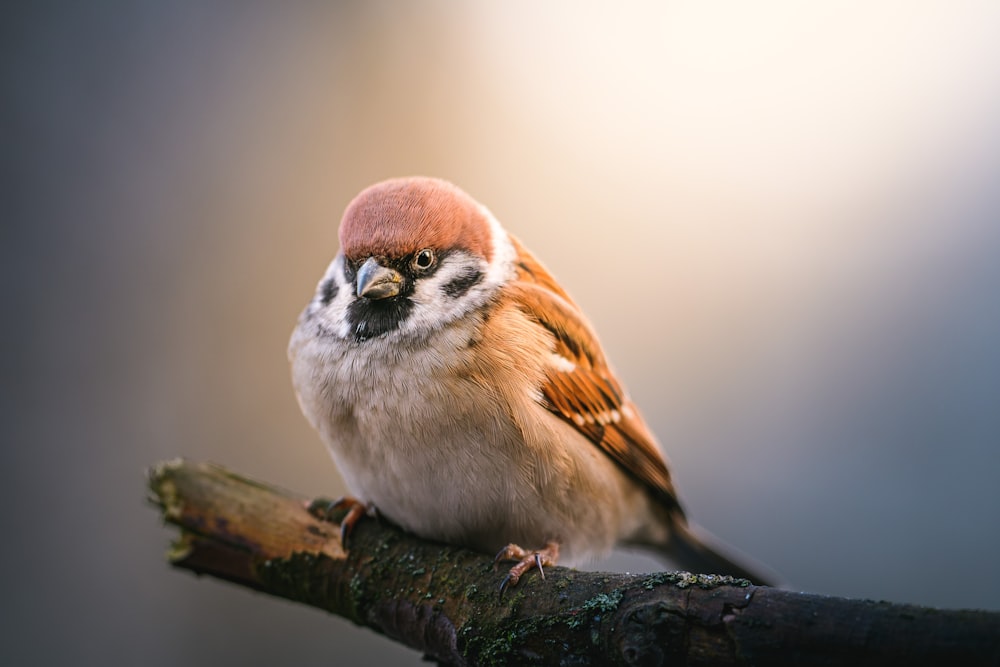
[356,257,402,299]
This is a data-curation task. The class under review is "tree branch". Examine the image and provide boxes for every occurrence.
[147,459,1000,666]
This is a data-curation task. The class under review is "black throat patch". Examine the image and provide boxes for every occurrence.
[346,296,414,341]
[344,255,417,341]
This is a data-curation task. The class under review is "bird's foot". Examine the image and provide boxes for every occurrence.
[493,541,560,598]
[306,496,372,547]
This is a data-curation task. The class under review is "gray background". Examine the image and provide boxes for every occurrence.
[4,2,999,665]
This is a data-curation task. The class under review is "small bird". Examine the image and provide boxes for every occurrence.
[289,176,777,591]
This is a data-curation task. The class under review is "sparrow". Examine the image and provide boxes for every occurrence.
[289,176,777,592]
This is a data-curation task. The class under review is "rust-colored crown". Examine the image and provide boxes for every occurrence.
[339,177,493,262]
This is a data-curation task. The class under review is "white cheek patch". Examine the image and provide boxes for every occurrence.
[303,253,356,339]
[401,253,490,336]
[329,256,358,339]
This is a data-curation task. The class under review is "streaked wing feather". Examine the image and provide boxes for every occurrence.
[506,237,682,513]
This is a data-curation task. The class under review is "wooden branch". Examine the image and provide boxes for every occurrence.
[147,459,1000,666]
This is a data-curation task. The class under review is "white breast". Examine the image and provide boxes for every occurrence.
[288,294,654,565]
[290,319,522,540]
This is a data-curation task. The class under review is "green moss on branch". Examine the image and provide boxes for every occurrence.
[148,459,1000,666]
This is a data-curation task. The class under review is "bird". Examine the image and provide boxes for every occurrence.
[288,176,777,592]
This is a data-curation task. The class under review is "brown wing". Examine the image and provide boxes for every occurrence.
[507,236,684,514]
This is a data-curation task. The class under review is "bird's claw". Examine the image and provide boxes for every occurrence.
[306,496,369,548]
[498,572,516,599]
[493,541,559,599]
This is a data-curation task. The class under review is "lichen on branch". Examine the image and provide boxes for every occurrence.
[148,459,1000,666]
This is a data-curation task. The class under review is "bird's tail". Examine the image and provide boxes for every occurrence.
[657,520,783,588]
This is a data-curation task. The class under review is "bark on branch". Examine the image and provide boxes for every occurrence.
[147,459,1000,666]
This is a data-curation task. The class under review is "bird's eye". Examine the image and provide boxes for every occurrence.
[412,248,436,271]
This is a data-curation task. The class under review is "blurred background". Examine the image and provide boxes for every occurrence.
[4,1,1000,664]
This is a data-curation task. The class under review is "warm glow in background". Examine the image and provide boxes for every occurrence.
[4,2,1000,665]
